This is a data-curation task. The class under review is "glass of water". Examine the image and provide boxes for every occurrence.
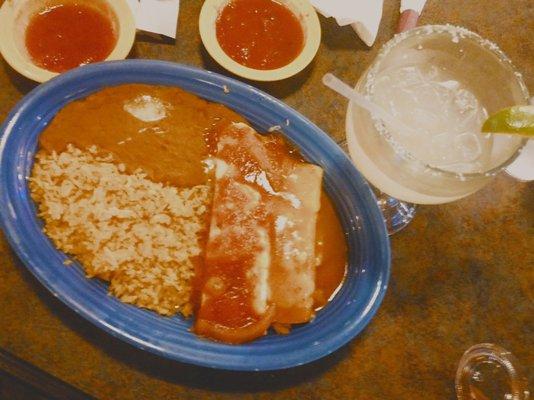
[345,25,529,233]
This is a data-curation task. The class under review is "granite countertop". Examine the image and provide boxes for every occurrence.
[0,1,532,399]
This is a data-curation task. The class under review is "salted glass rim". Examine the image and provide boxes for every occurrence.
[360,24,529,179]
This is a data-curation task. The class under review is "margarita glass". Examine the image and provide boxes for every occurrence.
[345,25,529,233]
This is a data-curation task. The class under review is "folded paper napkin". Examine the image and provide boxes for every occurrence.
[505,140,534,181]
[126,0,180,38]
[505,97,534,181]
[400,0,427,13]
[310,0,384,46]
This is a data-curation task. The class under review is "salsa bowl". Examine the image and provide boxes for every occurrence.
[0,0,136,82]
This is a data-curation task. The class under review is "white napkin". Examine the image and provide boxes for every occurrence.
[126,0,180,38]
[505,98,534,181]
[400,0,427,13]
[505,140,534,181]
[310,0,384,46]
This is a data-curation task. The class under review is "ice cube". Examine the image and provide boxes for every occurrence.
[454,132,482,162]
[425,131,482,168]
[454,88,479,113]
[428,132,459,164]
[436,80,461,91]
[455,108,480,131]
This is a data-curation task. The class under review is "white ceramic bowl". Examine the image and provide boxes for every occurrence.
[0,0,136,83]
[199,0,321,81]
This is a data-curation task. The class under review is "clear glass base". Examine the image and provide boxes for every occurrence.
[456,343,530,400]
[375,192,416,235]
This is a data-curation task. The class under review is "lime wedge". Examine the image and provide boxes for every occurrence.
[481,105,534,137]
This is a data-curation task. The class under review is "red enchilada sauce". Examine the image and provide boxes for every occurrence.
[216,0,304,70]
[25,3,117,73]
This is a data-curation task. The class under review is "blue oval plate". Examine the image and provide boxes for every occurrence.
[0,60,390,371]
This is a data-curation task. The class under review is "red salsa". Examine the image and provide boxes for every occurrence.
[216,0,305,70]
[25,3,117,73]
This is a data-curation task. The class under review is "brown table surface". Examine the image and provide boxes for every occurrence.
[1,1,533,399]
